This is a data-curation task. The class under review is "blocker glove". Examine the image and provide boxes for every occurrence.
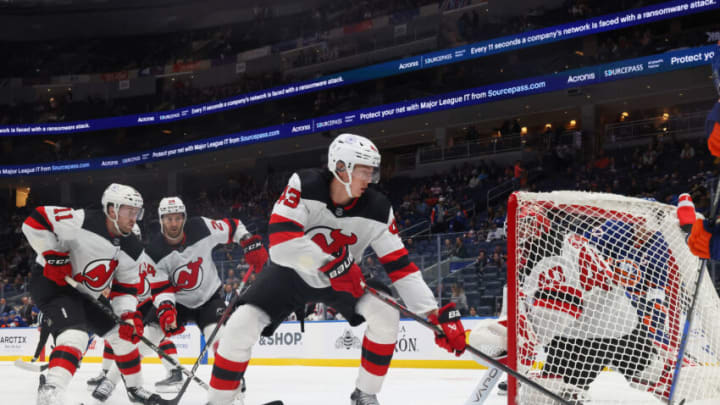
[42,250,72,286]
[241,234,269,274]
[429,303,466,356]
[319,246,366,298]
[119,311,144,344]
[157,301,185,337]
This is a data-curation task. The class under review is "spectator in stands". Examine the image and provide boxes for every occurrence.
[442,238,453,259]
[20,296,33,321]
[450,283,468,315]
[491,251,505,267]
[452,236,468,258]
[468,306,478,317]
[363,256,383,278]
[225,268,239,285]
[221,283,234,305]
[0,312,7,327]
[680,142,695,160]
[474,250,488,273]
[449,205,468,232]
[431,197,447,232]
[0,297,8,314]
[642,144,658,169]
[486,222,504,242]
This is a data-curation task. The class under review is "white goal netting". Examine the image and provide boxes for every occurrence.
[506,191,720,405]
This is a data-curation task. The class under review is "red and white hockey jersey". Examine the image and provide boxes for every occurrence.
[522,232,637,343]
[22,207,143,315]
[268,169,437,315]
[145,216,248,309]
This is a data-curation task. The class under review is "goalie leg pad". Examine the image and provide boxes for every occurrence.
[468,318,508,365]
[518,374,590,405]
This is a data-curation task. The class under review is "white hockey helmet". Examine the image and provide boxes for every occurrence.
[101,183,144,236]
[327,133,381,198]
[158,196,186,240]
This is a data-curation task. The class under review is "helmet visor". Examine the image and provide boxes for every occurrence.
[352,165,380,184]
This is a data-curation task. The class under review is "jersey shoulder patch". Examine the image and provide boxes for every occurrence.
[296,168,332,203]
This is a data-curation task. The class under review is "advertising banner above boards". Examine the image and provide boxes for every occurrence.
[0,0,715,137]
[1,319,485,369]
[0,43,714,178]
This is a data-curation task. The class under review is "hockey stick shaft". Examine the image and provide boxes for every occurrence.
[668,174,720,404]
[464,366,504,405]
[165,266,255,405]
[363,285,572,405]
[63,276,209,391]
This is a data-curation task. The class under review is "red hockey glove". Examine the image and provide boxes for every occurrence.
[42,250,72,286]
[429,303,466,356]
[119,311,144,344]
[677,193,697,232]
[241,235,269,274]
[687,218,712,259]
[157,301,185,337]
[319,246,366,299]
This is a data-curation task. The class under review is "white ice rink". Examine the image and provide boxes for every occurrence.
[1,362,713,405]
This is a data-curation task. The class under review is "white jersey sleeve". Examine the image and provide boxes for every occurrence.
[22,206,85,263]
[268,173,335,274]
[370,207,437,315]
[145,254,175,307]
[199,216,250,246]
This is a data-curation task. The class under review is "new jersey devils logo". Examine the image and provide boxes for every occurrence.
[74,259,118,292]
[309,227,358,254]
[172,257,203,291]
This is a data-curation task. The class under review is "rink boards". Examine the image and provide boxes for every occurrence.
[0,318,485,369]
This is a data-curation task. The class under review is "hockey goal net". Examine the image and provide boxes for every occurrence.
[507,191,720,405]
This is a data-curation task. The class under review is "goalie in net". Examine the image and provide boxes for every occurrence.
[500,191,720,405]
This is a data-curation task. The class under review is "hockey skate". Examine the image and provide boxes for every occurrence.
[87,369,108,389]
[350,388,380,405]
[155,368,184,393]
[91,376,116,402]
[127,386,164,405]
[37,374,63,405]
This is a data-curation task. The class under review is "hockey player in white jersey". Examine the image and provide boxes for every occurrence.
[206,133,467,405]
[22,183,164,405]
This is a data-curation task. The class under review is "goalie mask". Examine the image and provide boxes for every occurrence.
[101,183,144,237]
[158,196,186,242]
[327,133,381,198]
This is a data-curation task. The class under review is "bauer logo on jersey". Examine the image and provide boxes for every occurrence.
[73,258,119,292]
[172,257,204,291]
[308,226,358,254]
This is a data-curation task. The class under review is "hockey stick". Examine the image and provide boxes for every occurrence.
[363,284,572,405]
[667,175,720,405]
[163,266,255,405]
[14,358,48,372]
[464,365,504,405]
[62,276,210,392]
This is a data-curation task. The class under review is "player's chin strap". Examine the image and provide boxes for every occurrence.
[331,168,354,198]
[362,284,573,405]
